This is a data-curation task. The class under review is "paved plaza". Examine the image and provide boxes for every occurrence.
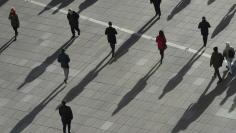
[0,0,236,132]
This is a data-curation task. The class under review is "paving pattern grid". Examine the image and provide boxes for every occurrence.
[0,0,236,133]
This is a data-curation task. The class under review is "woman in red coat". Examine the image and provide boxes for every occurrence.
[156,30,167,64]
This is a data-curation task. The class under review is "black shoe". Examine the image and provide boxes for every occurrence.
[64,79,67,84]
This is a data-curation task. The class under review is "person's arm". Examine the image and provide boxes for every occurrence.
[198,23,201,29]
[69,107,73,120]
[67,55,70,63]
[150,0,153,3]
[114,29,117,35]
[105,28,108,35]
[208,22,211,28]
[210,54,213,67]
[59,108,62,116]
[16,15,20,28]
[57,55,61,63]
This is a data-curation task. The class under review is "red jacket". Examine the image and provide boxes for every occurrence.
[156,35,166,50]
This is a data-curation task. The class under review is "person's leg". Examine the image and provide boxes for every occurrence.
[75,26,80,35]
[70,26,75,37]
[203,35,208,47]
[110,43,115,57]
[160,50,164,64]
[62,121,66,133]
[68,120,71,133]
[63,68,69,83]
[214,67,222,82]
[13,27,18,40]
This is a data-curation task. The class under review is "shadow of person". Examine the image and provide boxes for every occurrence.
[167,0,191,21]
[10,82,65,133]
[112,61,161,115]
[110,16,160,63]
[0,37,15,54]
[61,52,112,103]
[207,0,216,5]
[159,46,204,99]
[229,96,236,112]
[211,4,236,38]
[171,72,231,133]
[78,0,98,14]
[17,37,77,90]
[38,0,74,15]
[0,0,8,7]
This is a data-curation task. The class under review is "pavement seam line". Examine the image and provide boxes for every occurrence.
[27,0,211,59]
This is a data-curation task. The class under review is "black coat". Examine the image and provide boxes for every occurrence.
[67,11,79,27]
[198,20,211,36]
[210,51,223,68]
[9,14,19,28]
[150,0,161,5]
[105,27,117,44]
[59,105,73,122]
[58,53,70,68]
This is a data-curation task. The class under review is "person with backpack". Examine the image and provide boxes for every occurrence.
[58,49,70,84]
[210,47,223,83]
[8,7,20,41]
[156,30,167,64]
[59,101,73,133]
[67,9,80,38]
[223,42,235,75]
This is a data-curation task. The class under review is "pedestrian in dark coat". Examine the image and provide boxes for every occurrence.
[59,101,73,133]
[8,7,19,41]
[150,0,162,17]
[198,17,211,47]
[58,49,70,84]
[210,47,223,83]
[67,9,80,37]
[156,30,167,64]
[105,22,117,57]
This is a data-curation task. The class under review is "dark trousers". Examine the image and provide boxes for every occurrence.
[214,67,222,81]
[62,120,71,133]
[63,67,69,82]
[110,43,115,57]
[70,25,80,36]
[13,27,18,39]
[153,4,161,16]
[202,35,208,46]
[159,49,164,63]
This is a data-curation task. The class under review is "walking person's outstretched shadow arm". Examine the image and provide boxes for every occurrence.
[78,0,98,14]
[167,0,191,21]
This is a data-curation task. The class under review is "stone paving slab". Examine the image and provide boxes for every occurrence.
[1,0,236,133]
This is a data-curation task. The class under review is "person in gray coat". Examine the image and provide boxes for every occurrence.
[8,7,20,41]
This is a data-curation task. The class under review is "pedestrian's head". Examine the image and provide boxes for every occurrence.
[68,9,72,14]
[202,16,206,21]
[61,101,66,105]
[213,47,218,52]
[10,7,16,15]
[159,30,164,37]
[108,21,112,27]
[226,41,230,47]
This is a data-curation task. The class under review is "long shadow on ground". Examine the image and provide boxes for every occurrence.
[159,46,204,99]
[211,4,236,38]
[10,82,65,133]
[207,0,216,5]
[62,52,111,103]
[167,0,191,21]
[78,0,98,14]
[172,71,231,133]
[110,16,159,63]
[38,0,75,15]
[0,0,8,7]
[0,37,15,54]
[112,61,161,115]
[17,37,77,90]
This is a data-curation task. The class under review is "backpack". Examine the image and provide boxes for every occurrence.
[228,48,235,58]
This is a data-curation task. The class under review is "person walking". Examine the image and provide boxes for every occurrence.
[58,49,70,84]
[156,30,167,64]
[210,47,224,83]
[59,101,73,133]
[67,9,80,38]
[150,0,162,17]
[8,7,20,41]
[105,22,117,57]
[198,17,211,47]
[223,42,235,75]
